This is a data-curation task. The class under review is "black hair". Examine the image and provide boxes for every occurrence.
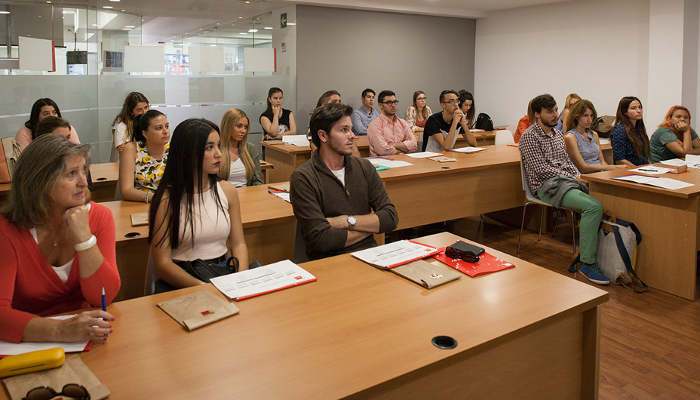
[377,90,396,104]
[149,118,224,250]
[264,87,284,115]
[132,109,166,144]
[439,90,458,103]
[309,103,354,148]
[361,88,375,98]
[34,116,71,139]
[530,94,557,114]
[315,90,341,108]
[25,98,62,137]
[458,90,475,122]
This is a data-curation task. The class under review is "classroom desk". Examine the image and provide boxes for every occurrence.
[263,132,497,183]
[0,232,607,400]
[582,168,700,300]
[103,184,295,299]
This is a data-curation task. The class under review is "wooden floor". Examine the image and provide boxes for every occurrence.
[393,216,700,400]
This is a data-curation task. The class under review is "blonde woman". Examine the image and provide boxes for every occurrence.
[557,93,581,133]
[219,108,262,187]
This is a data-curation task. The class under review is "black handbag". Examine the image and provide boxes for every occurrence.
[175,256,239,283]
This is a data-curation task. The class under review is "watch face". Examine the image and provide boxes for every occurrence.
[348,216,357,226]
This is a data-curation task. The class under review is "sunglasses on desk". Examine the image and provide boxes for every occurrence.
[24,383,90,400]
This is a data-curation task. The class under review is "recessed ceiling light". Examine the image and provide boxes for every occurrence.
[248,29,258,33]
[0,11,11,15]
[121,9,126,12]
[263,26,273,30]
[109,0,121,2]
[287,22,296,26]
[238,16,244,19]
[124,25,135,28]
[103,6,113,9]
[240,32,248,35]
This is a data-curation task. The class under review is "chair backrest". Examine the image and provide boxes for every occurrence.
[494,130,515,145]
[520,162,538,202]
[293,222,309,264]
[144,251,156,296]
[0,136,19,183]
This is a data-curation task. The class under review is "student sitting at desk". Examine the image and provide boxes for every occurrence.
[0,135,120,343]
[514,100,534,143]
[611,96,650,166]
[564,100,625,173]
[520,94,608,285]
[260,87,297,139]
[367,90,417,156]
[119,110,170,203]
[15,98,80,152]
[290,103,398,260]
[405,90,432,136]
[422,90,477,152]
[219,108,263,187]
[34,116,73,142]
[149,119,249,292]
[112,92,150,158]
[458,89,476,129]
[556,93,581,133]
[351,88,380,136]
[650,105,700,163]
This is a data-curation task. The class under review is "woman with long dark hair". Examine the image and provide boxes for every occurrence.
[149,118,249,292]
[118,110,170,203]
[458,90,476,129]
[15,98,80,151]
[260,87,297,139]
[611,96,650,166]
[112,92,149,158]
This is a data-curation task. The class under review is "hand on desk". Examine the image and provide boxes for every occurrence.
[58,310,115,344]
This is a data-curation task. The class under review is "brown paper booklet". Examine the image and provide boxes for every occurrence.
[130,212,148,226]
[157,290,239,331]
[391,259,461,289]
[3,355,109,400]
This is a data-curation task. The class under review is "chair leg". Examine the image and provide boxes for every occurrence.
[517,203,529,256]
[537,205,545,242]
[569,210,577,254]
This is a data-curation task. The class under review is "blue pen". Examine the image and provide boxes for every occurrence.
[101,287,107,312]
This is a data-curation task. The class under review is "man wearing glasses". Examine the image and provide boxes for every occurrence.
[422,89,477,152]
[351,88,380,136]
[367,90,418,156]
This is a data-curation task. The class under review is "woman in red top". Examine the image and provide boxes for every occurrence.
[0,135,120,343]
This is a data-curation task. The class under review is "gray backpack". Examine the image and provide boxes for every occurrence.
[597,218,648,292]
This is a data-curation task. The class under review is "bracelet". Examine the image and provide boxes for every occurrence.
[74,235,97,252]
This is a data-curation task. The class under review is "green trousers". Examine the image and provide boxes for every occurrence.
[538,189,603,264]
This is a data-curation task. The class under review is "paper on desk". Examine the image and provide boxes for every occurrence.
[685,154,700,168]
[450,146,485,154]
[629,166,672,175]
[271,191,290,203]
[469,128,485,132]
[281,135,310,147]
[366,158,412,168]
[614,175,694,190]
[351,240,439,269]
[0,315,88,356]
[660,158,687,167]
[599,138,611,145]
[406,151,442,159]
[211,260,316,301]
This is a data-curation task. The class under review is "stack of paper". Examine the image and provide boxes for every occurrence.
[686,154,700,168]
[450,147,485,154]
[351,240,439,270]
[406,151,442,159]
[0,316,88,356]
[613,175,694,190]
[366,158,413,169]
[629,166,672,175]
[211,260,316,301]
[268,183,291,203]
[282,135,310,147]
[660,158,687,167]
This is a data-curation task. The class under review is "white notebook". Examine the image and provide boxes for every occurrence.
[351,240,439,270]
[451,146,485,154]
[211,260,316,301]
[613,175,694,190]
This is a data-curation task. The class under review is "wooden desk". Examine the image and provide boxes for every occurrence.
[103,184,295,299]
[0,232,606,400]
[260,160,273,183]
[582,168,700,300]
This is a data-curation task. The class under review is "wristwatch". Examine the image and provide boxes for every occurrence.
[347,215,357,230]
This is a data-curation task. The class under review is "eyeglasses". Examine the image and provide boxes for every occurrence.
[381,100,399,105]
[24,384,90,400]
[441,99,458,105]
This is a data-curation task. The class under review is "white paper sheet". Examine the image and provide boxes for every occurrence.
[660,158,687,167]
[629,166,672,175]
[613,175,694,190]
[406,151,442,159]
[366,158,413,168]
[685,154,700,168]
[281,135,310,147]
[351,240,439,269]
[599,138,611,145]
[271,191,290,203]
[450,146,485,154]
[0,315,88,356]
[211,260,315,300]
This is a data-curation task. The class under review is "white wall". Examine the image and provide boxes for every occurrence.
[475,0,650,128]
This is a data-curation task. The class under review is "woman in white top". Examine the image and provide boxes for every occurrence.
[15,98,80,151]
[405,90,432,135]
[149,118,249,292]
[111,92,149,160]
[218,108,262,187]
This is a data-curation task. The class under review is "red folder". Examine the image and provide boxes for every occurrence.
[432,247,515,277]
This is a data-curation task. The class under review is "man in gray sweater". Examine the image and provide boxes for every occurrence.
[290,103,398,260]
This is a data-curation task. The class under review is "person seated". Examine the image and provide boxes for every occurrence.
[350,88,380,136]
[260,87,297,139]
[405,91,432,136]
[611,96,650,166]
[290,103,398,260]
[422,90,476,152]
[118,110,170,203]
[218,108,263,187]
[650,105,700,163]
[564,100,626,173]
[519,94,608,285]
[367,90,417,156]
[458,90,476,129]
[514,100,534,143]
[556,93,581,133]
[149,119,249,292]
[33,116,73,142]
[112,92,150,159]
[0,135,120,343]
[15,98,80,151]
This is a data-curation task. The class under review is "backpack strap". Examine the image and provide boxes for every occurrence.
[611,225,648,292]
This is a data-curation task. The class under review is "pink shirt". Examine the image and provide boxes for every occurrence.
[15,125,80,151]
[367,114,418,156]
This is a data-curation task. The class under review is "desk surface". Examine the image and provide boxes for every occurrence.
[582,167,700,199]
[42,232,607,399]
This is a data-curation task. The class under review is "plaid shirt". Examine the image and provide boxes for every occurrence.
[519,122,580,194]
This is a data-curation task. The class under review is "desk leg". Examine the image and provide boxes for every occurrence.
[581,307,600,400]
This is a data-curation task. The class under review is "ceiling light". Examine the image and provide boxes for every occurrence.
[124,25,135,28]
[240,32,248,35]
[238,16,244,19]
[109,0,121,2]
[0,11,10,15]
[121,9,126,12]
[287,22,296,26]
[103,6,113,9]
[248,29,258,33]
[263,26,273,30]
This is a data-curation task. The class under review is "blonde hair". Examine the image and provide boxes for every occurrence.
[219,108,255,182]
[3,135,90,228]
[564,93,581,111]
